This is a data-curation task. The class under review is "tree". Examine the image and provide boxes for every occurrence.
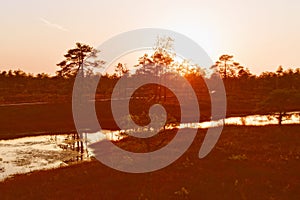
[211,55,240,79]
[152,36,175,101]
[259,89,296,125]
[56,43,104,78]
[276,65,284,76]
[135,36,174,76]
[113,63,129,98]
[134,36,175,101]
[237,66,252,79]
[152,36,174,68]
[114,63,129,77]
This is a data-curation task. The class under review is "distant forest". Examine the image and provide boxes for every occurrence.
[1,62,299,109]
[1,41,300,122]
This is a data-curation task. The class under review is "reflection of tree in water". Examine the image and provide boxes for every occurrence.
[56,133,88,163]
[259,89,299,125]
[13,148,80,167]
[0,157,4,172]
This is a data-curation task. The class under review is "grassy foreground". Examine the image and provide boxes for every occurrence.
[1,125,300,199]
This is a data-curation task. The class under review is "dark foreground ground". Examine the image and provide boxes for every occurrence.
[1,125,300,200]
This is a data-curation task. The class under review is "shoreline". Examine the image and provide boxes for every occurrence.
[0,130,78,141]
[1,125,299,199]
[2,123,300,141]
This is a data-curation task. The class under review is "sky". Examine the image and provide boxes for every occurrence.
[0,0,300,75]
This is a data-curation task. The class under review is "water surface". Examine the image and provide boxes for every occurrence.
[1,112,299,181]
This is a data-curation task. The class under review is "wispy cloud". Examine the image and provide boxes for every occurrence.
[39,17,69,32]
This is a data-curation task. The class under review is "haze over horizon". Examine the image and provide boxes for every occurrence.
[1,0,300,75]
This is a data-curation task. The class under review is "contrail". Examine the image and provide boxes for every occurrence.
[39,17,69,32]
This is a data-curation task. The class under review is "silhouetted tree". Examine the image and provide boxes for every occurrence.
[134,36,175,101]
[259,89,296,125]
[152,36,175,101]
[56,43,104,78]
[114,63,129,77]
[276,66,284,76]
[212,55,240,79]
[237,66,252,79]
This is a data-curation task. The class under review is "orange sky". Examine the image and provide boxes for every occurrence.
[1,0,300,75]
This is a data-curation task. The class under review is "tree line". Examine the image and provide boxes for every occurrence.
[1,40,299,124]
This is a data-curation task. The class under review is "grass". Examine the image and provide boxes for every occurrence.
[0,125,300,199]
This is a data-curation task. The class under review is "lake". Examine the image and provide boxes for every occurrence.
[0,112,299,181]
